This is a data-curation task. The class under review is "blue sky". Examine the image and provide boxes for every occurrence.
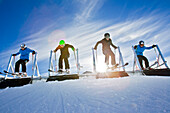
[0,0,170,75]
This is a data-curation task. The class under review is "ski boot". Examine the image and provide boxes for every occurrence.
[14,72,19,75]
[66,69,70,74]
[13,72,20,76]
[58,69,63,74]
[111,64,119,70]
[22,72,27,77]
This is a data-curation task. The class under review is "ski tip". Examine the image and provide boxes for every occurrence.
[3,70,7,73]
[125,63,129,65]
[48,69,50,71]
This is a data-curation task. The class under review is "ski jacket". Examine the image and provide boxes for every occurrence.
[54,44,74,57]
[135,45,152,56]
[15,47,35,60]
[94,38,117,52]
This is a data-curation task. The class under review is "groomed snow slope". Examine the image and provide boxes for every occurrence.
[0,76,170,113]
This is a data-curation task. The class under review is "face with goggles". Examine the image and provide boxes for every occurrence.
[139,42,144,47]
[60,44,65,48]
[105,35,110,40]
[20,44,26,50]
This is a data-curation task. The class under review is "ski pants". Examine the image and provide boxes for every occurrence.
[103,50,116,65]
[137,55,149,69]
[59,55,70,70]
[15,59,29,72]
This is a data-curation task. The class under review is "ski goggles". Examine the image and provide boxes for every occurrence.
[105,35,110,38]
[140,42,144,45]
[20,44,26,48]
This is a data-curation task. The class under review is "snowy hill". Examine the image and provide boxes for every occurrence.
[0,76,170,113]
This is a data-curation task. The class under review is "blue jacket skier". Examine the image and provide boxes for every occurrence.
[12,44,36,74]
[134,41,156,69]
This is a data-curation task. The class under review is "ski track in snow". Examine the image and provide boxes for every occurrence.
[0,76,170,113]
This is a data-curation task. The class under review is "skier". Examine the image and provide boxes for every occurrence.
[94,33,118,68]
[12,44,36,75]
[53,40,75,73]
[134,40,156,70]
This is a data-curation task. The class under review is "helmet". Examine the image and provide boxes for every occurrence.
[20,43,26,48]
[139,40,144,45]
[59,40,65,45]
[104,33,110,37]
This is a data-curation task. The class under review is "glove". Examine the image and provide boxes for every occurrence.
[25,60,29,63]
[134,45,137,49]
[12,54,16,56]
[94,47,97,50]
[32,51,36,54]
[152,45,157,48]
[71,47,75,51]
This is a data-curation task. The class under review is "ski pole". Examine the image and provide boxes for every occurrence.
[76,48,81,72]
[154,48,160,68]
[74,51,77,66]
[74,50,78,70]
[55,52,57,72]
[92,48,96,72]
[32,54,34,71]
[96,49,98,63]
[13,56,15,69]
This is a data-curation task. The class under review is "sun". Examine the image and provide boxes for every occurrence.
[96,56,107,72]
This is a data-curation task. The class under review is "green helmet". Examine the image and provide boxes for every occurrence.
[59,40,65,45]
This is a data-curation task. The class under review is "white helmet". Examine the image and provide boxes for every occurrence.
[20,43,26,48]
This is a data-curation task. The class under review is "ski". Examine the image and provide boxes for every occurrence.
[108,63,129,70]
[145,61,158,70]
[3,70,27,77]
[145,61,167,70]
[155,61,167,68]
[0,71,20,77]
[48,69,56,72]
[0,72,7,76]
[48,69,70,74]
[116,62,129,69]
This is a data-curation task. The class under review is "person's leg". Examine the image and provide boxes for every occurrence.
[137,55,144,69]
[15,59,22,72]
[64,57,69,69]
[59,55,63,70]
[110,51,116,65]
[103,50,109,65]
[21,60,28,72]
[142,56,149,68]
[105,55,109,65]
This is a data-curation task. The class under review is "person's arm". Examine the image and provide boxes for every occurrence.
[94,40,102,50]
[134,45,137,49]
[28,48,36,54]
[145,44,157,50]
[145,46,153,50]
[110,39,117,49]
[54,45,60,52]
[68,44,75,51]
[12,50,20,56]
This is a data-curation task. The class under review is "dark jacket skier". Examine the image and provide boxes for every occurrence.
[134,40,156,69]
[12,44,36,75]
[53,40,75,72]
[94,33,118,66]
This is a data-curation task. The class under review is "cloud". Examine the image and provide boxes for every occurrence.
[74,0,104,23]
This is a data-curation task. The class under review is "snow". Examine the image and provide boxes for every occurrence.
[0,75,170,113]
